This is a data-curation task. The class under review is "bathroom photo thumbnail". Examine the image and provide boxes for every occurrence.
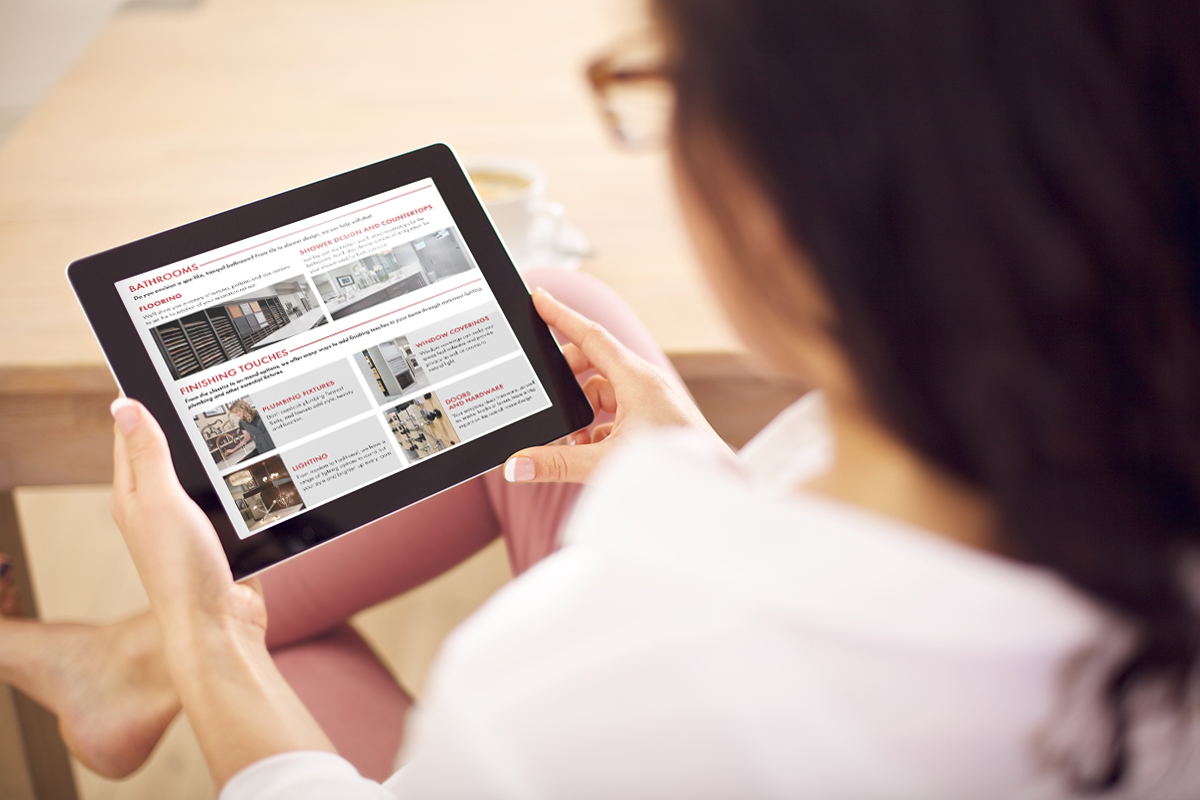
[224,454,306,533]
[151,275,329,381]
[193,397,277,470]
[312,226,479,321]
[385,391,460,463]
[353,334,431,405]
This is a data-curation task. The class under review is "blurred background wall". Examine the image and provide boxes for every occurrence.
[1,0,122,141]
[0,0,200,143]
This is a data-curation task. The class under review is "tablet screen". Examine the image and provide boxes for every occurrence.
[116,177,552,539]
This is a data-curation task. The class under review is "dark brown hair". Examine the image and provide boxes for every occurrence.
[657,0,1200,790]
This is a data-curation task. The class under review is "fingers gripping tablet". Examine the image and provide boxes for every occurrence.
[68,144,593,578]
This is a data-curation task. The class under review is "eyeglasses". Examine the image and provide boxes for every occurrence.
[586,35,674,151]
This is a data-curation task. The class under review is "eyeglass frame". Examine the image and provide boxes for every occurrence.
[585,37,674,152]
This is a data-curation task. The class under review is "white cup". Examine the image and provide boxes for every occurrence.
[465,157,565,269]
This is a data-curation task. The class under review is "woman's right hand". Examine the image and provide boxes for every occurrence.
[110,399,265,641]
[110,399,335,786]
[503,288,727,484]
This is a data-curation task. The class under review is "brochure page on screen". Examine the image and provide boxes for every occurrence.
[117,178,552,539]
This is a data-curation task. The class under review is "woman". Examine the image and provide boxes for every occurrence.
[6,0,1200,796]
[224,398,275,457]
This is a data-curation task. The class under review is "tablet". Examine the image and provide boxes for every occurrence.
[68,144,594,579]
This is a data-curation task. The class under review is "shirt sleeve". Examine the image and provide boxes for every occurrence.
[219,751,399,800]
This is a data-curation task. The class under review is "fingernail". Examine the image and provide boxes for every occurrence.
[111,398,140,435]
[503,457,536,482]
[535,287,553,300]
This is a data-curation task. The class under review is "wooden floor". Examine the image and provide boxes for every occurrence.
[15,486,215,800]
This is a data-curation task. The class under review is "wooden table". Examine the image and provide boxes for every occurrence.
[0,4,811,789]
[0,0,772,490]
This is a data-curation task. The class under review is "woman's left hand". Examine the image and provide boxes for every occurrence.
[109,398,265,641]
[502,289,727,484]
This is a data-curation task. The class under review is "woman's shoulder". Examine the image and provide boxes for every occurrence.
[561,390,835,549]
[564,418,1103,643]
[576,389,834,510]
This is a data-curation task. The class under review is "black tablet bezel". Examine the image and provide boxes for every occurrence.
[68,144,594,579]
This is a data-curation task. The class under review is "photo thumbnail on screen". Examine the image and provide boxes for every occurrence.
[385,392,459,463]
[223,454,306,533]
[311,226,478,321]
[353,334,432,405]
[193,397,277,470]
[151,275,329,381]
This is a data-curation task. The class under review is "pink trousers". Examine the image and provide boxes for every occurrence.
[258,269,677,781]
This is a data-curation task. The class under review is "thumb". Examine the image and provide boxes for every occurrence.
[502,440,610,484]
[111,398,178,496]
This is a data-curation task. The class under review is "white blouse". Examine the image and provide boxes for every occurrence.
[221,395,1200,799]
